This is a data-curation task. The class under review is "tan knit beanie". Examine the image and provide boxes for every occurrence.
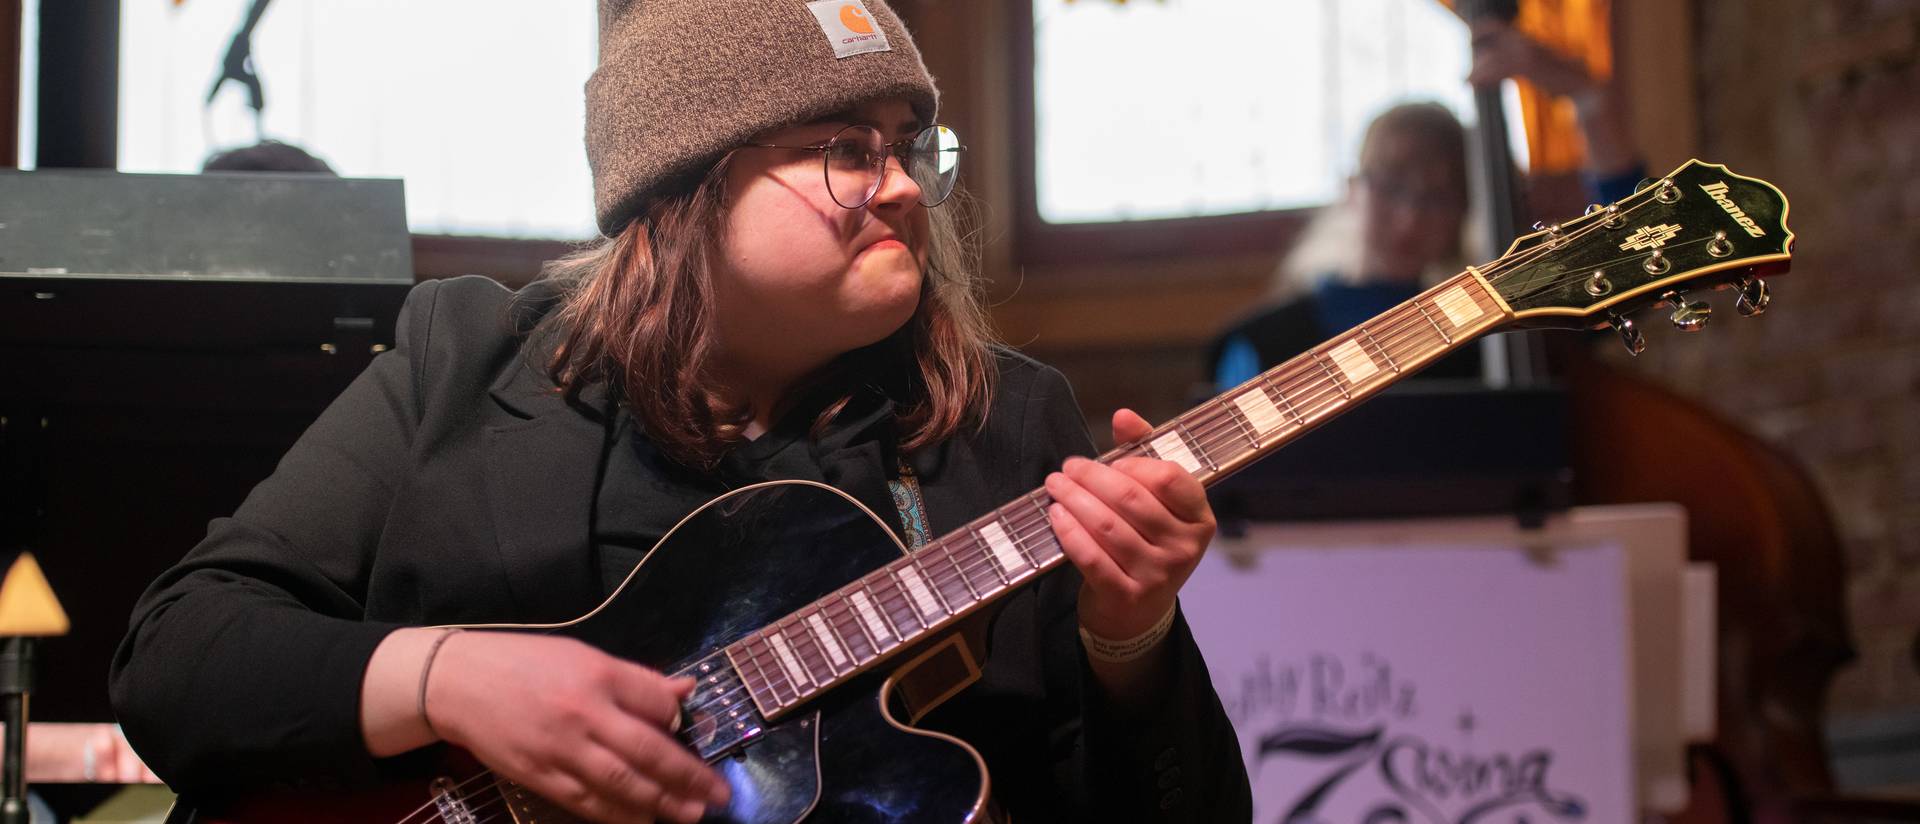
[587,0,939,236]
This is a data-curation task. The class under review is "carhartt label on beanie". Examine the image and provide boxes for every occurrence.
[808,0,893,58]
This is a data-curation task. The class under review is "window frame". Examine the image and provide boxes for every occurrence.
[1008,0,1311,267]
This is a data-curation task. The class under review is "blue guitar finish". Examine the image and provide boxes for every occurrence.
[555,480,990,823]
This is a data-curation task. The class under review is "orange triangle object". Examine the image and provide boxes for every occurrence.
[0,553,70,637]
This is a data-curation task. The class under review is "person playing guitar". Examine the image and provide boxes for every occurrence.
[110,2,1254,822]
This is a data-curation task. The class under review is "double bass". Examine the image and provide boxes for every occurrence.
[1455,2,1855,819]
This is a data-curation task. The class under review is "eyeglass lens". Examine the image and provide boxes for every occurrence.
[824,125,961,209]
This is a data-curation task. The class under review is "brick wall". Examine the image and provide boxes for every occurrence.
[1617,0,1920,718]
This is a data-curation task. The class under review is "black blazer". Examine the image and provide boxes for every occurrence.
[111,276,1251,821]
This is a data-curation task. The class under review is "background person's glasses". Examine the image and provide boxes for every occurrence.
[745,124,965,209]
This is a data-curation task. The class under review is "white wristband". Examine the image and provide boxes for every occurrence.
[1078,603,1178,664]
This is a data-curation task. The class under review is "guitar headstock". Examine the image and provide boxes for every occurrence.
[1482,160,1792,349]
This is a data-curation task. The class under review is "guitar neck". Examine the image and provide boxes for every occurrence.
[722,270,1515,720]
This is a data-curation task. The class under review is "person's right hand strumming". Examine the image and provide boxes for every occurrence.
[361,628,729,824]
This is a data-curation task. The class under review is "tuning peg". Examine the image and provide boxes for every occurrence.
[1708,230,1733,258]
[1736,276,1770,317]
[1609,313,1646,356]
[1602,203,1625,229]
[1665,290,1712,332]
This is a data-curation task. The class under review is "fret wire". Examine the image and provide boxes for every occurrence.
[1186,410,1237,467]
[1310,352,1352,400]
[743,636,793,703]
[910,556,956,615]
[873,570,915,631]
[1413,300,1452,343]
[1258,372,1303,426]
[972,529,1015,586]
[883,568,929,630]
[1200,401,1251,458]
[802,613,846,677]
[1359,326,1401,373]
[778,621,830,686]
[1174,421,1219,472]
[1024,492,1058,558]
[1386,307,1439,364]
[960,533,1006,591]
[1221,398,1262,449]
[1026,490,1053,520]
[836,593,879,655]
[735,642,782,707]
[1020,493,1063,565]
[1413,310,1452,361]
[1002,514,1043,566]
[1388,305,1440,361]
[757,628,810,696]
[938,543,982,602]
[861,579,906,640]
[819,599,865,663]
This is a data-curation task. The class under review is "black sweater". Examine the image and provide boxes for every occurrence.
[111,275,1251,821]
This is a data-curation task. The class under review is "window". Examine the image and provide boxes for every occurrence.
[1032,0,1489,224]
[118,0,599,239]
[1015,0,1525,263]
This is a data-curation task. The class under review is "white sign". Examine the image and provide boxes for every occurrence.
[1184,538,1634,823]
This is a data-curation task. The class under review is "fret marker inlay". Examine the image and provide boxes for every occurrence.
[1436,285,1483,327]
[805,614,848,668]
[1329,339,1379,383]
[1233,389,1288,434]
[979,522,1025,576]
[1150,431,1202,475]
[768,633,808,688]
[849,591,891,641]
[897,566,942,620]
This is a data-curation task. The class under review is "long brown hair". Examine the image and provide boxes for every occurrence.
[541,155,998,470]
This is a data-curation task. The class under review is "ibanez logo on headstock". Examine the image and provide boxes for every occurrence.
[1701,181,1767,237]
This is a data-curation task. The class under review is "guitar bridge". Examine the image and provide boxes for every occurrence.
[681,651,767,761]
[430,776,479,824]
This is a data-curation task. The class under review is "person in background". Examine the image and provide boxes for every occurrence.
[1208,19,1645,389]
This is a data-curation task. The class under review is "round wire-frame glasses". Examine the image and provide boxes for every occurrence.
[744,124,965,209]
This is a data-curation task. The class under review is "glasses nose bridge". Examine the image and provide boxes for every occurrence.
[865,143,923,207]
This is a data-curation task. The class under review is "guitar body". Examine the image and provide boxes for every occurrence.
[189,481,990,824]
